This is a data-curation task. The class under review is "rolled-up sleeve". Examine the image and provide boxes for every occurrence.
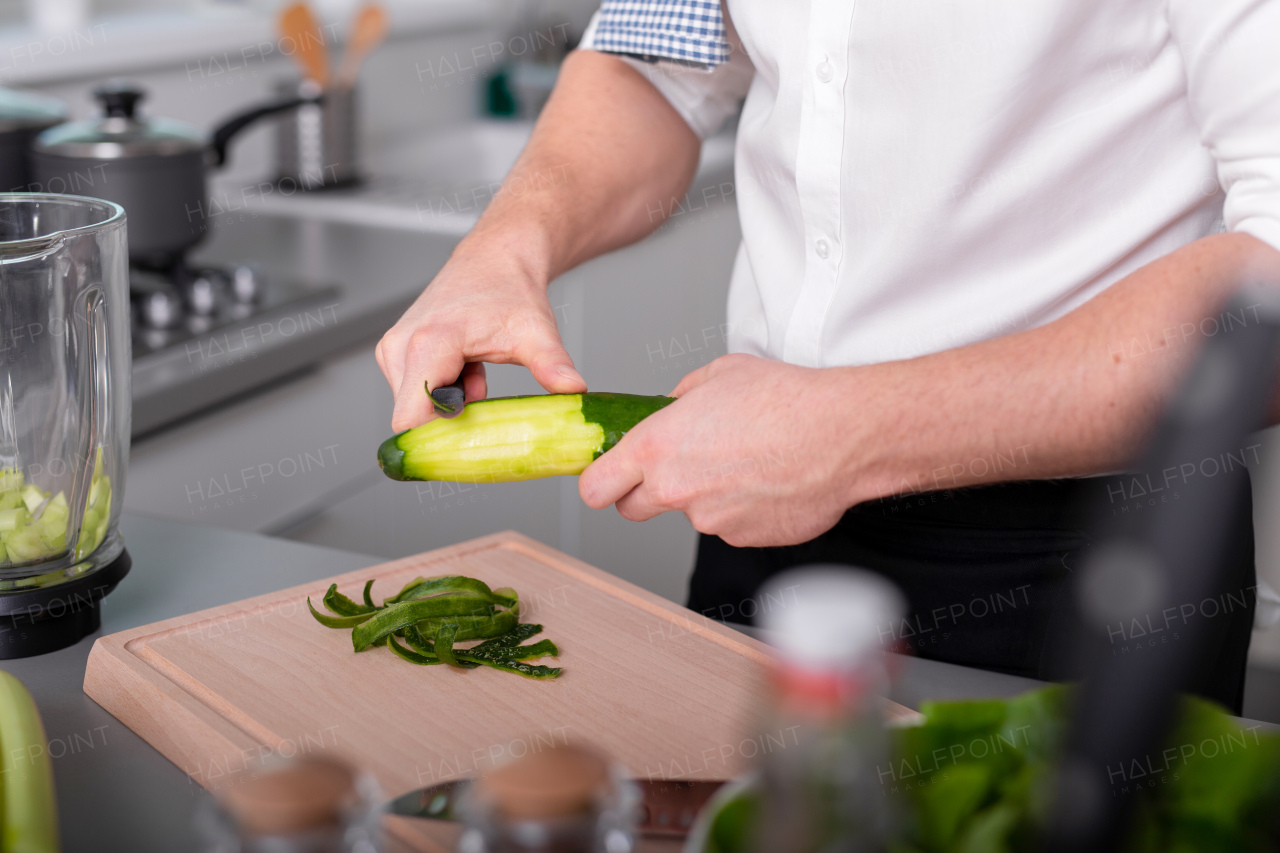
[579,2,755,138]
[1170,0,1280,251]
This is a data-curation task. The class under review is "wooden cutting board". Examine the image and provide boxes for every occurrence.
[85,531,917,852]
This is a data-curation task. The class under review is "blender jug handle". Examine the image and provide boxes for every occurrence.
[67,287,108,563]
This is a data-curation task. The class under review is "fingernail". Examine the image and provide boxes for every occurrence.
[556,364,584,383]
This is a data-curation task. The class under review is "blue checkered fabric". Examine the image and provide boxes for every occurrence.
[591,0,729,69]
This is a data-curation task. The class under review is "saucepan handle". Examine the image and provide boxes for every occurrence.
[208,94,325,169]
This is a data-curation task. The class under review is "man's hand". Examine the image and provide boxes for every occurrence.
[374,50,702,432]
[376,245,586,433]
[578,354,861,547]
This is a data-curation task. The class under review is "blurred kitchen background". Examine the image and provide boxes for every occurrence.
[4,0,1280,718]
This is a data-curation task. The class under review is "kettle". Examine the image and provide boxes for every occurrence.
[0,193,132,657]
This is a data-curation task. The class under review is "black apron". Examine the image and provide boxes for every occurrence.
[687,474,1256,714]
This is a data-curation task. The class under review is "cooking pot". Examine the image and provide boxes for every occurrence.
[30,83,319,268]
[0,88,66,192]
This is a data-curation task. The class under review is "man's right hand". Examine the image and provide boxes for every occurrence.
[376,244,587,433]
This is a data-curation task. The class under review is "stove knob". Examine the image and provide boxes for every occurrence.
[187,273,220,316]
[140,288,183,329]
[230,265,260,304]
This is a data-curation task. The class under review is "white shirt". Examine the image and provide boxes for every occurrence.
[582,0,1280,367]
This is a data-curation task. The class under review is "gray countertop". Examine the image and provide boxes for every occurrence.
[1,512,1058,852]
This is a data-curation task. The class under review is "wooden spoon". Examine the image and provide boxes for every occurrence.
[336,3,389,89]
[278,2,330,87]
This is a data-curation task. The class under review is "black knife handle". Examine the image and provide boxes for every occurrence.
[430,380,466,418]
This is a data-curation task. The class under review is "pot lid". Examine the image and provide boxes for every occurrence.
[0,88,66,134]
[33,83,205,159]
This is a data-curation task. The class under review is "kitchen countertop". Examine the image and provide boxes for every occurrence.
[0,512,1226,851]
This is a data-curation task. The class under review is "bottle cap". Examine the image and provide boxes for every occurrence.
[476,742,611,820]
[219,755,357,835]
[759,565,905,669]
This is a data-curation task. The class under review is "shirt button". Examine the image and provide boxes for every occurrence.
[815,238,830,259]
[816,60,833,82]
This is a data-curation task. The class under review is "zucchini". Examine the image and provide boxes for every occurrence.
[377,393,674,483]
[0,670,59,853]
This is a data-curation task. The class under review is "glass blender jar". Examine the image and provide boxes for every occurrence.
[0,193,131,657]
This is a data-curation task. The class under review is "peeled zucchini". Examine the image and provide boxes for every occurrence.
[377,393,674,483]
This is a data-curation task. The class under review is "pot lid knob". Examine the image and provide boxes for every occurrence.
[93,83,144,119]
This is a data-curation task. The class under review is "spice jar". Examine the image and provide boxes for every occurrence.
[197,754,382,853]
[458,743,638,853]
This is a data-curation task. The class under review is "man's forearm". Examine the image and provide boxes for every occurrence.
[457,50,702,287]
[837,233,1280,505]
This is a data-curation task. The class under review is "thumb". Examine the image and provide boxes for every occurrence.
[671,361,716,398]
[519,326,587,394]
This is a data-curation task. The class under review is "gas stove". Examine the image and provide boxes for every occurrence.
[129,261,341,438]
[130,262,334,359]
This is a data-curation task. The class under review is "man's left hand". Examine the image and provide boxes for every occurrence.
[578,353,862,547]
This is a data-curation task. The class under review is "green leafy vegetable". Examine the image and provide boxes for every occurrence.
[702,686,1280,853]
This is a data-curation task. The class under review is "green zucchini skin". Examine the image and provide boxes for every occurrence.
[377,392,674,483]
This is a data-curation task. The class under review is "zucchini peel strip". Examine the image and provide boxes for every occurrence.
[310,576,561,679]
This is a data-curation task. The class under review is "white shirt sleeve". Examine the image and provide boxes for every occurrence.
[579,2,755,139]
[1169,0,1280,252]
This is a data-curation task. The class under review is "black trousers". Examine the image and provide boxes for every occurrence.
[687,476,1256,714]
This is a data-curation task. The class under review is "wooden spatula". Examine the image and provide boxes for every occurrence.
[336,3,389,89]
[278,2,330,87]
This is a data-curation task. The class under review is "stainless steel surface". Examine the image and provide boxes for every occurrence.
[230,264,259,303]
[276,79,360,189]
[137,285,183,331]
[388,779,471,821]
